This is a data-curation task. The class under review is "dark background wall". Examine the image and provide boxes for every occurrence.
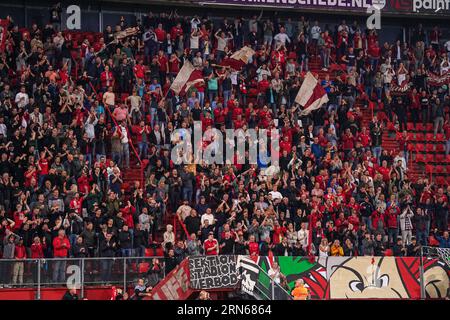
[0,0,448,44]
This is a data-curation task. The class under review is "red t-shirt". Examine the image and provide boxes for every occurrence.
[134,64,145,79]
[38,158,49,175]
[155,28,166,42]
[158,55,168,72]
[248,241,259,256]
[204,239,218,255]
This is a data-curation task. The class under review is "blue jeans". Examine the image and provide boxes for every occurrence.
[182,188,193,203]
[371,58,379,71]
[52,260,66,284]
[223,90,231,107]
[85,153,93,169]
[150,108,157,127]
[362,216,373,232]
[112,151,121,167]
[388,228,398,246]
[208,90,217,103]
[372,146,382,164]
[138,142,148,159]
[121,248,133,257]
[416,230,428,246]
[197,91,205,107]
[100,259,113,282]
[122,143,130,168]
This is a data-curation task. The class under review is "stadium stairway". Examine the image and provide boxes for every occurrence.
[309,56,448,187]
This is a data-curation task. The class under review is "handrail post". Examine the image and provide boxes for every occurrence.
[123,258,127,292]
[271,279,275,300]
[173,215,177,240]
[420,247,426,300]
[37,259,41,300]
[81,259,85,299]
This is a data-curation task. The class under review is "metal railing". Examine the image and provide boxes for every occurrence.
[88,81,144,188]
[0,257,165,299]
[250,263,293,301]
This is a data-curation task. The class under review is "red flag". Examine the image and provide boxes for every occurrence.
[0,19,9,52]
[220,46,255,71]
[169,61,204,96]
[295,72,329,116]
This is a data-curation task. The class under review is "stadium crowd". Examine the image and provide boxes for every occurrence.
[0,7,449,287]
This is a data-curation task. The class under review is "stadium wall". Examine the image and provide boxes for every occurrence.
[188,256,450,299]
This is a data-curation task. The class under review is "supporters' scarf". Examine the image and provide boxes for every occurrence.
[0,19,8,52]
[426,70,450,87]
[115,27,139,41]
[390,80,411,94]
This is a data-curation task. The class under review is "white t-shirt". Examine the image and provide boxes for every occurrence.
[445,40,450,52]
[269,191,282,201]
[273,32,291,46]
[311,26,321,40]
[190,35,199,49]
[120,125,128,144]
[268,268,281,284]
[15,92,29,108]
[201,213,215,226]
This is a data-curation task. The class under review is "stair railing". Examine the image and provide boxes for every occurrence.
[88,81,144,188]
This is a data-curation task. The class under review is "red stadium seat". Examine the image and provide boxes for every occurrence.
[407,123,415,131]
[415,133,425,141]
[436,133,445,142]
[425,144,435,153]
[138,263,150,273]
[387,122,396,131]
[446,155,450,164]
[407,144,416,153]
[425,154,435,163]
[416,123,425,131]
[436,154,445,163]
[436,176,446,186]
[425,164,434,174]
[416,153,425,163]
[435,166,444,174]
[425,123,433,131]
[407,132,415,140]
[415,144,425,152]
[425,133,434,141]
[436,144,445,153]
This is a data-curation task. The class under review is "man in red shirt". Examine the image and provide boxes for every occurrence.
[248,234,260,257]
[154,23,166,43]
[133,59,146,80]
[203,232,219,256]
[368,41,381,71]
[12,237,26,285]
[357,126,371,152]
[53,229,71,283]
[157,50,168,83]
[170,22,183,41]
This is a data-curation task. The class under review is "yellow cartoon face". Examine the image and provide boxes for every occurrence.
[329,257,408,299]
[424,266,449,299]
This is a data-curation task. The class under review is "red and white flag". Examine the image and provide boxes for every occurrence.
[220,46,255,70]
[0,19,9,52]
[170,60,204,96]
[295,72,329,115]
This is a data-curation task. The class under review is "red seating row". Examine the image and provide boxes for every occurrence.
[409,143,447,153]
[403,132,446,142]
[406,123,435,131]
[415,153,450,163]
